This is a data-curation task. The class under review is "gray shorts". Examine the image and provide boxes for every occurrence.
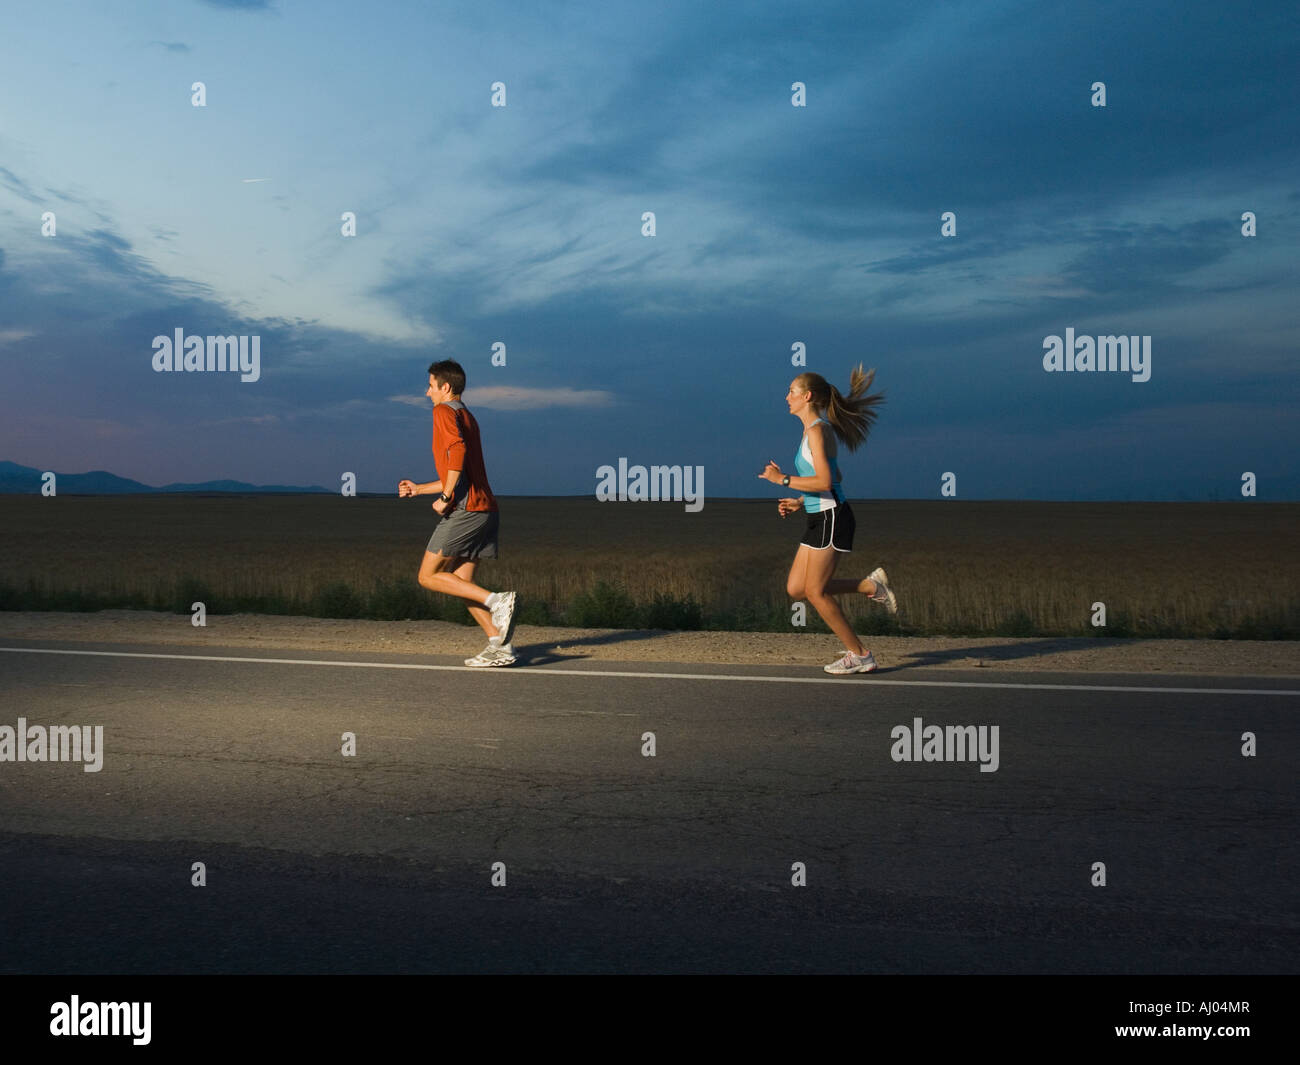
[427,507,499,559]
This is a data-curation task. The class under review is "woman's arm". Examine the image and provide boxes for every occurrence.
[761,424,833,492]
[800,424,835,492]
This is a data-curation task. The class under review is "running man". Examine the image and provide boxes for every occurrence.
[398,359,518,667]
[758,365,898,675]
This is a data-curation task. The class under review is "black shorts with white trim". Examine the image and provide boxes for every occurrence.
[801,502,854,552]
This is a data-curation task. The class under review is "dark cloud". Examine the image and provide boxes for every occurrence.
[1059,220,1234,297]
[59,228,161,284]
[515,0,1299,226]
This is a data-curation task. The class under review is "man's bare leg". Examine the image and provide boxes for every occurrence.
[417,551,499,639]
[453,558,498,640]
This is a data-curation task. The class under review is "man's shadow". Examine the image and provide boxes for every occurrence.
[515,628,672,666]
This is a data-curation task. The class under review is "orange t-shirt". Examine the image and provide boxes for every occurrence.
[432,401,497,512]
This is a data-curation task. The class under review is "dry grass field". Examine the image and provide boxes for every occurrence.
[0,495,1296,638]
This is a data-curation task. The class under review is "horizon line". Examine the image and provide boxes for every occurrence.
[2,491,1295,504]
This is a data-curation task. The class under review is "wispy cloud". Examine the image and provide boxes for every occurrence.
[388,387,615,411]
[467,386,616,410]
[0,165,42,205]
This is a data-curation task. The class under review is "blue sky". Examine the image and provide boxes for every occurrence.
[0,0,1296,500]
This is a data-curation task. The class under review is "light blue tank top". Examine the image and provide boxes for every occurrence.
[794,418,845,513]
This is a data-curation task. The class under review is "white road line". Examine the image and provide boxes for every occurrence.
[2,646,1297,696]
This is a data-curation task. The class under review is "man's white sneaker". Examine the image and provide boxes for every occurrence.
[824,650,878,675]
[465,645,516,668]
[867,567,897,615]
[489,591,518,646]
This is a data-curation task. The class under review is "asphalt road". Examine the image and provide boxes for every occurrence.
[0,639,1296,974]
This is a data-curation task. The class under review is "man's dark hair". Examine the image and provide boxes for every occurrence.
[428,359,466,395]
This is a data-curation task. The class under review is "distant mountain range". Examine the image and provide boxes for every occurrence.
[3,460,1295,501]
[0,461,330,495]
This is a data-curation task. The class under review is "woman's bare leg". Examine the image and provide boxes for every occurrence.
[826,575,878,596]
[803,546,866,656]
[786,545,811,601]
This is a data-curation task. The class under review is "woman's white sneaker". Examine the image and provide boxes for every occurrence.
[867,567,897,615]
[824,650,878,675]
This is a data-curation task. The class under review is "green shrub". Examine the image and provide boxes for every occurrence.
[312,581,363,618]
[643,593,703,631]
[993,610,1035,637]
[567,582,640,628]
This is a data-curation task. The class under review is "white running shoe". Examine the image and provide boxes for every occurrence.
[824,650,878,675]
[465,645,517,668]
[490,591,518,646]
[867,567,897,615]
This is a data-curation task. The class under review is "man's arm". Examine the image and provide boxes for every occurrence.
[398,479,443,497]
[429,470,462,515]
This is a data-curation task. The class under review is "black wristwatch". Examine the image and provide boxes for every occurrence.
[439,492,453,504]
[782,475,791,487]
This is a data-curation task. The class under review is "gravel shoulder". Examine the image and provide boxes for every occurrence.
[1,610,1297,675]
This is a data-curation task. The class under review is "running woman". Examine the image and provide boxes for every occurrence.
[398,359,519,667]
[759,365,898,675]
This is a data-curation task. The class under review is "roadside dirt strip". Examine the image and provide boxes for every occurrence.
[1,610,1297,675]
